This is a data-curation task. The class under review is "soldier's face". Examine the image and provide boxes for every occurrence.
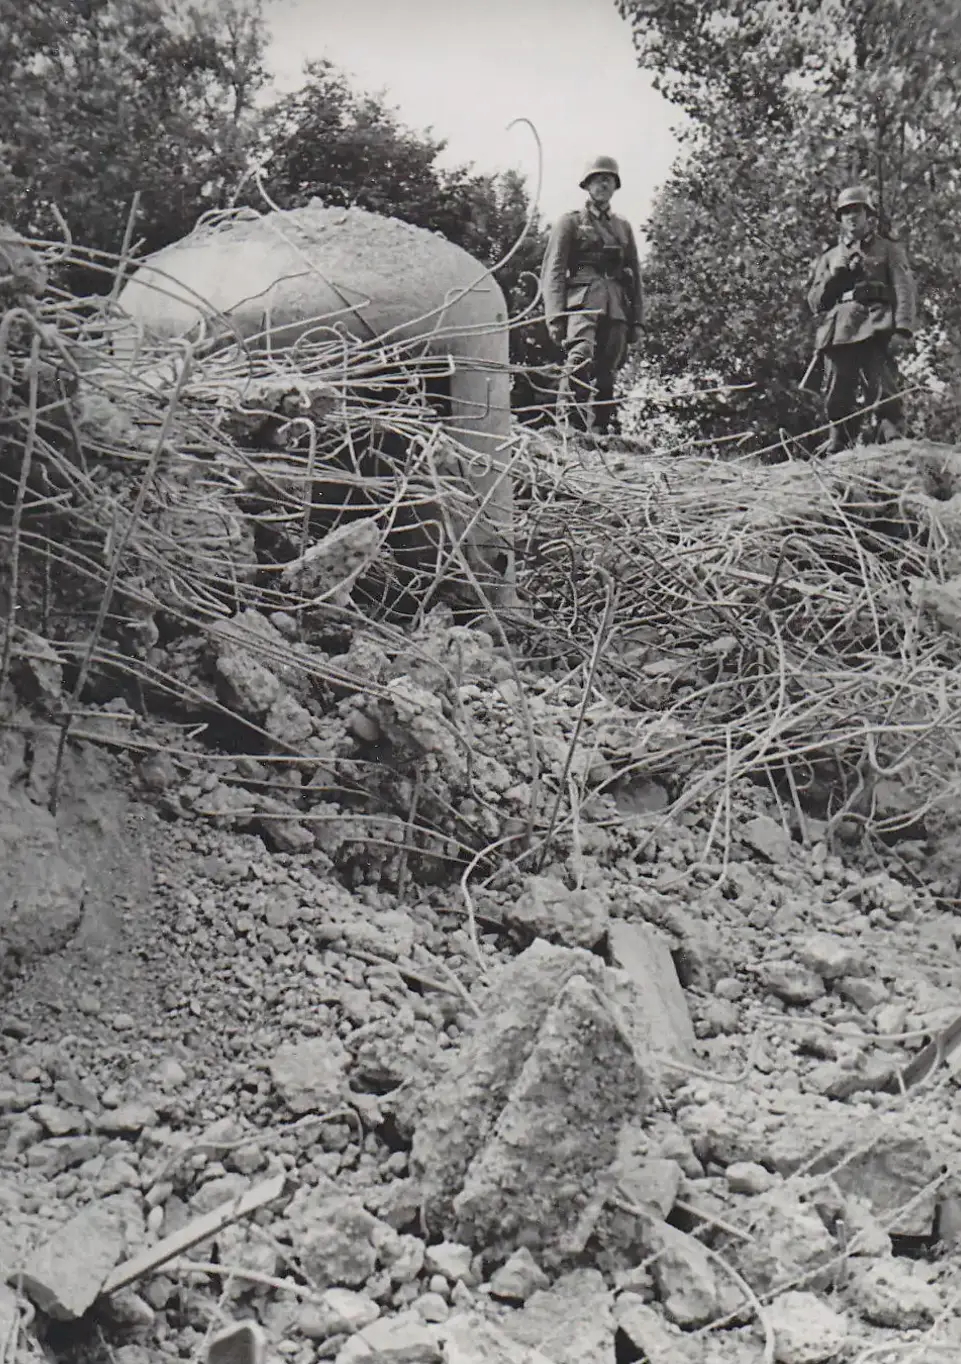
[587,174,617,206]
[839,204,870,237]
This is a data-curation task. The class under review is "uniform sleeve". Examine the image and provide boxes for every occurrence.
[624,222,644,329]
[807,249,853,315]
[888,241,918,335]
[540,214,575,325]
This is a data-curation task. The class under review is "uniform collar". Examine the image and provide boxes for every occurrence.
[585,199,612,220]
[839,228,876,249]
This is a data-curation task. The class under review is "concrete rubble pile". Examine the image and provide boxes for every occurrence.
[5,232,961,1364]
[3,724,961,1364]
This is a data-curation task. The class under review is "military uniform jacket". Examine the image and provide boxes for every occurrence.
[807,233,917,350]
[540,201,644,328]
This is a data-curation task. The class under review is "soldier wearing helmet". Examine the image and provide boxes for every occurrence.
[803,184,917,453]
[540,155,644,436]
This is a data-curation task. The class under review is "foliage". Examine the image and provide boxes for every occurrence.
[0,7,550,410]
[0,0,268,281]
[616,0,961,445]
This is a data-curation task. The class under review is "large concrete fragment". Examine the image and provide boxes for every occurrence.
[607,920,697,1065]
[642,1222,740,1329]
[720,1189,837,1297]
[613,1297,694,1364]
[768,1115,944,1238]
[268,1038,349,1115]
[767,1292,847,1364]
[17,1198,128,1320]
[453,974,649,1263]
[500,1269,615,1364]
[505,875,610,949]
[410,940,610,1228]
[412,940,656,1265]
[440,1313,554,1364]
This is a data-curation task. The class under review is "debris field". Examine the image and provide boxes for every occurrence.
[3,221,961,1364]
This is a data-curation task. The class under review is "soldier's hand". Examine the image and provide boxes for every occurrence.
[888,330,911,356]
[548,320,566,347]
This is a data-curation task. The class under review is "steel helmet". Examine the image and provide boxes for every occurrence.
[835,185,877,217]
[579,155,622,190]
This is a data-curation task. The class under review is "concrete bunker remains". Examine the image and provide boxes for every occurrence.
[111,203,517,607]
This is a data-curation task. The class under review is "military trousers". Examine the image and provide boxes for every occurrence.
[822,337,904,450]
[558,309,629,433]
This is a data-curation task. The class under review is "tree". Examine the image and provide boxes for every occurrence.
[616,0,961,444]
[0,0,268,281]
[257,60,456,228]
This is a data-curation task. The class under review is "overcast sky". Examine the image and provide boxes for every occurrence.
[265,0,683,236]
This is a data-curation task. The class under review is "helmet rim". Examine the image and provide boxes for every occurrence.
[579,156,622,191]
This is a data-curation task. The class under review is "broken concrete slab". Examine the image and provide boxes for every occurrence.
[839,1194,892,1259]
[488,1248,549,1303]
[281,519,381,606]
[836,976,888,1011]
[500,1268,615,1364]
[206,1321,266,1364]
[268,1038,349,1115]
[9,630,63,709]
[607,920,697,1065]
[759,962,826,1006]
[722,1189,837,1296]
[212,647,281,720]
[505,874,610,949]
[0,763,85,975]
[423,1242,474,1284]
[774,1122,944,1239]
[411,940,611,1228]
[795,933,868,982]
[440,1313,554,1364]
[336,1309,442,1362]
[725,1162,777,1196]
[613,1295,694,1364]
[742,814,793,862]
[852,1259,941,1329]
[299,1288,380,1339]
[803,1055,894,1100]
[452,974,649,1265]
[299,1196,380,1289]
[614,1134,683,1217]
[17,1197,128,1319]
[642,1221,739,1329]
[767,1291,847,1364]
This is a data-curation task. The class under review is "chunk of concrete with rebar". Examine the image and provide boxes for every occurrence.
[410,940,652,1266]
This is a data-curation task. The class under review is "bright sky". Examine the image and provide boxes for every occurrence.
[265,0,683,239]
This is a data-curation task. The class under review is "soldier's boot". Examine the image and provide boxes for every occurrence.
[556,358,593,435]
[593,380,619,436]
[817,425,847,457]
